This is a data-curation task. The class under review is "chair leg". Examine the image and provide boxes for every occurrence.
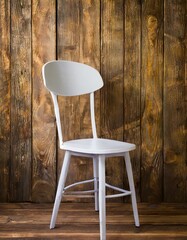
[93,156,99,211]
[124,152,140,227]
[50,151,71,229]
[98,155,106,240]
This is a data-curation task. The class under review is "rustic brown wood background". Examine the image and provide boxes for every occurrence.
[0,0,186,203]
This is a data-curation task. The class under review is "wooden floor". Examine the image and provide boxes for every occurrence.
[0,202,187,239]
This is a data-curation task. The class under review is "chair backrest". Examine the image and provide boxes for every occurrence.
[42,60,103,96]
[42,60,104,144]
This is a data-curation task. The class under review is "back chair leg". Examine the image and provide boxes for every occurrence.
[93,157,99,211]
[98,155,106,240]
[124,152,140,227]
[50,151,71,229]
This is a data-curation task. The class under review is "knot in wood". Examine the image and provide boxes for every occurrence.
[146,15,158,47]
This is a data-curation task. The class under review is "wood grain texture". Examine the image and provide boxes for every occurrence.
[0,0,10,202]
[141,0,164,202]
[32,0,56,202]
[0,203,187,239]
[10,0,32,201]
[164,0,186,202]
[124,0,141,201]
[57,0,100,200]
[101,0,124,201]
[186,0,187,197]
[78,0,101,194]
[57,0,82,198]
[79,0,100,139]
[0,0,186,204]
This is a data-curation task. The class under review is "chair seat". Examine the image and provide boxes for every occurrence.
[60,138,136,155]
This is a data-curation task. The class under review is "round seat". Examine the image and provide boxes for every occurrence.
[61,138,136,154]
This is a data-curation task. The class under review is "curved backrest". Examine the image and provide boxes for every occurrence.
[42,60,103,96]
[42,60,103,144]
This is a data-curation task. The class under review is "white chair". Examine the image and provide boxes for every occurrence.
[42,60,140,240]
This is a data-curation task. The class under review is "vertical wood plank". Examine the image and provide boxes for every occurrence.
[164,0,186,202]
[57,0,80,140]
[57,0,100,201]
[101,0,124,200]
[0,0,10,202]
[10,0,32,201]
[79,0,101,197]
[79,0,101,138]
[124,0,141,201]
[57,0,81,199]
[32,0,56,202]
[186,1,187,202]
[141,0,164,202]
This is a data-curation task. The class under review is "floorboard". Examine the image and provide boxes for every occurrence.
[0,203,187,239]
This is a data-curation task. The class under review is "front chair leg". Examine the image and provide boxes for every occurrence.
[98,155,106,240]
[124,152,140,227]
[50,151,71,229]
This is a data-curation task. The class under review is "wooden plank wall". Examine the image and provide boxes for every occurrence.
[10,0,32,202]
[0,0,186,203]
